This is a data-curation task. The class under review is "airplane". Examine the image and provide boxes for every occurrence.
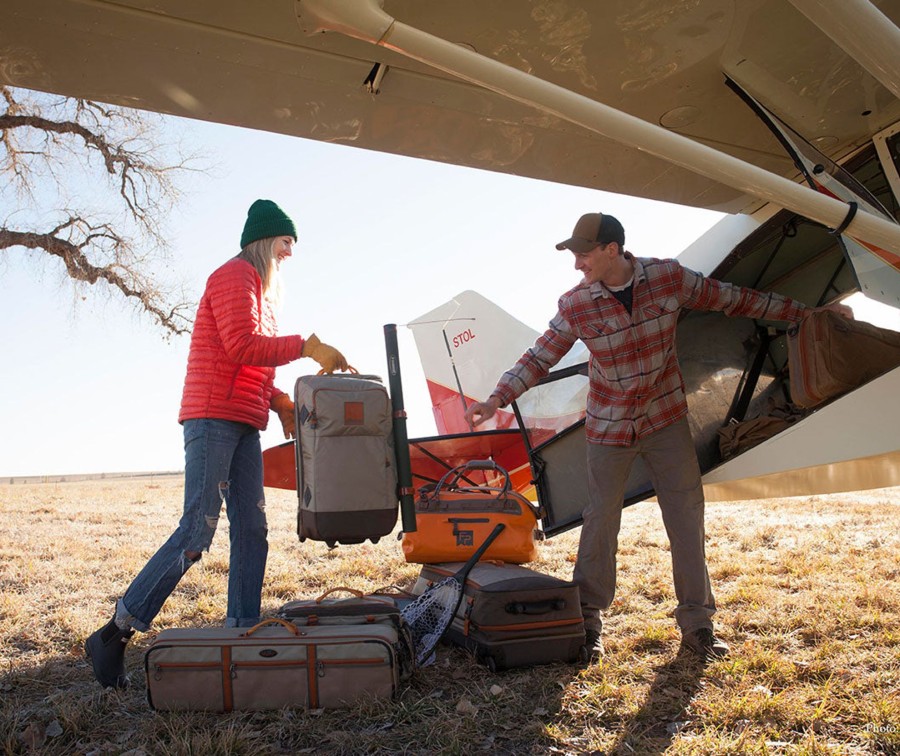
[3,0,900,535]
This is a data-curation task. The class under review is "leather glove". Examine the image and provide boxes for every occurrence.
[301,333,349,374]
[270,393,296,439]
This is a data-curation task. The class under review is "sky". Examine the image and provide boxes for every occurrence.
[1,113,898,477]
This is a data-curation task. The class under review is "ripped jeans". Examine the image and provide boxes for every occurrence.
[116,419,268,631]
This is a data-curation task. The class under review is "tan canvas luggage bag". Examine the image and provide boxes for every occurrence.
[144,618,402,711]
[277,588,415,681]
[788,310,900,409]
[295,373,398,546]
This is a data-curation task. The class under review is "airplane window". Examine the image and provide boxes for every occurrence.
[842,142,899,221]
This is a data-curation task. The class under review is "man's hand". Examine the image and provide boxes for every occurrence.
[271,393,296,439]
[464,396,502,428]
[301,333,349,374]
[824,302,854,320]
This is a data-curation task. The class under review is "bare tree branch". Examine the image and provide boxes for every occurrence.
[0,86,204,337]
[0,223,192,335]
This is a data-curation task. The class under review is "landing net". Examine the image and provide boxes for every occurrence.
[401,578,461,667]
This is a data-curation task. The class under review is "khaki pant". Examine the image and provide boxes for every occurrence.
[573,418,716,634]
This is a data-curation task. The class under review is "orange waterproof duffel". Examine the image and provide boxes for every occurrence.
[401,460,543,565]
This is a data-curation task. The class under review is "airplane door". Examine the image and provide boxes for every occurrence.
[512,370,655,538]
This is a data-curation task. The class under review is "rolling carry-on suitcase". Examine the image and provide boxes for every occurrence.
[788,309,900,408]
[412,561,586,670]
[295,373,398,545]
[401,460,543,565]
[144,617,404,711]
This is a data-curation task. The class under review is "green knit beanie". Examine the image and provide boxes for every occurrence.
[240,199,297,249]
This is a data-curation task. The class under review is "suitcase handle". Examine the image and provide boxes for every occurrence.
[505,599,566,615]
[372,584,417,599]
[316,366,360,376]
[314,367,384,382]
[316,587,366,602]
[241,618,301,637]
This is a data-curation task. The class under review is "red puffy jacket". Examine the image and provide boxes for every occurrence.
[179,258,304,430]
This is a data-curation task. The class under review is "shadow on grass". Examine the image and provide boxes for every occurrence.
[397,645,584,755]
[1,642,586,755]
[609,647,709,754]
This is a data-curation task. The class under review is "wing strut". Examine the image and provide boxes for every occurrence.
[295,0,900,256]
[787,0,900,102]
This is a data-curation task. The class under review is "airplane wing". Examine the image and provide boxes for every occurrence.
[262,428,534,499]
[3,0,900,218]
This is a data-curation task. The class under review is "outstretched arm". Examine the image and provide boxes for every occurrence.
[679,262,854,324]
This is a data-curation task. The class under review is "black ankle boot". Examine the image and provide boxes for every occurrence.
[85,616,135,689]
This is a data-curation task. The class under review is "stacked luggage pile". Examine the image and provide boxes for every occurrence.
[144,368,585,711]
[289,366,587,671]
[402,459,586,671]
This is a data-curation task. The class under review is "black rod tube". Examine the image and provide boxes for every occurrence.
[384,323,417,532]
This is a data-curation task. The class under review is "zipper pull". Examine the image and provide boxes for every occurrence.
[316,660,326,678]
[230,663,237,679]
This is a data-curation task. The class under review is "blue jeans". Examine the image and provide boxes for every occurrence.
[116,419,268,631]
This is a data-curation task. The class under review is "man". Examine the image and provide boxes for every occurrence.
[465,212,852,660]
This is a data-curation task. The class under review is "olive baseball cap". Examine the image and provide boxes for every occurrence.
[556,212,625,253]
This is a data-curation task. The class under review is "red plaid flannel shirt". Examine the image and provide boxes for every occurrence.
[491,255,808,446]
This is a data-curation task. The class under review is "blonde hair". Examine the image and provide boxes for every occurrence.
[237,237,283,305]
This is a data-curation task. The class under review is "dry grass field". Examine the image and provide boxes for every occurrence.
[0,477,898,755]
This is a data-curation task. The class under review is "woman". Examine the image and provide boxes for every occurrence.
[85,199,347,689]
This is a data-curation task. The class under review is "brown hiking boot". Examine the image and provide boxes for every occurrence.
[583,626,604,662]
[681,627,729,659]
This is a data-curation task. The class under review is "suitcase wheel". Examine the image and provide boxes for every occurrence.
[477,652,498,673]
[370,537,380,544]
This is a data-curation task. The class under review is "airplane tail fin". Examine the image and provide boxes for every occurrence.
[408,290,588,437]
[407,291,541,435]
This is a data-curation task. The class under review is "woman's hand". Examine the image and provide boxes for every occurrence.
[301,334,349,373]
[270,393,296,439]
